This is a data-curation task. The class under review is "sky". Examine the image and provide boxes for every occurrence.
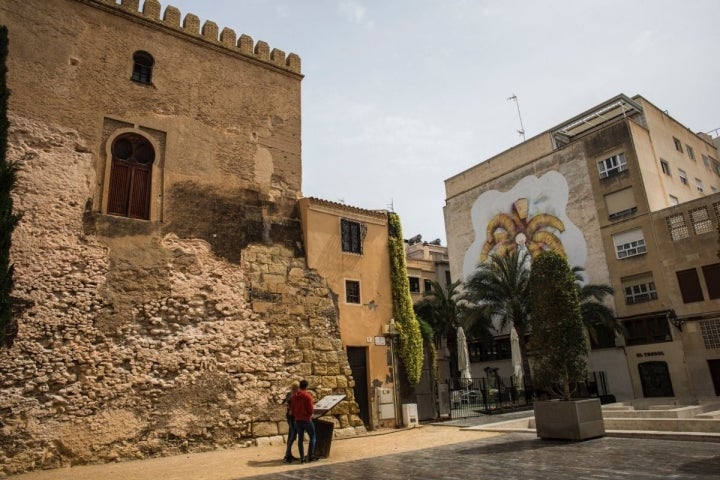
[160,0,720,244]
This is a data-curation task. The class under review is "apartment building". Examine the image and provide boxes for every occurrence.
[405,236,451,304]
[444,94,720,401]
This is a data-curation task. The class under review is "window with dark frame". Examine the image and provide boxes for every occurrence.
[345,280,360,304]
[131,51,154,84]
[341,219,364,254]
[408,277,420,293]
[673,137,683,153]
[424,279,432,293]
[660,159,671,176]
[686,145,695,160]
[107,133,154,220]
[676,268,704,303]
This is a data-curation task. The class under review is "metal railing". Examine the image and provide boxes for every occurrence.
[448,371,610,419]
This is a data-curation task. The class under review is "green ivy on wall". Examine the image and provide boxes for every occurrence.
[388,212,424,386]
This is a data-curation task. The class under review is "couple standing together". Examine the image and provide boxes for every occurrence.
[283,379,319,464]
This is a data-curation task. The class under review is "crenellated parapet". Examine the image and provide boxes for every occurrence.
[87,0,302,75]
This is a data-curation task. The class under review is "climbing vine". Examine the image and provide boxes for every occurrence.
[388,212,424,385]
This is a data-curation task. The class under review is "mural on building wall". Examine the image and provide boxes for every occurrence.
[462,171,587,279]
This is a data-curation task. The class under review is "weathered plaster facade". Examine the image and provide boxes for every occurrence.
[0,0,361,475]
[298,198,396,429]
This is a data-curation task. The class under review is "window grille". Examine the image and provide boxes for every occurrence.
[341,219,365,254]
[666,213,689,241]
[689,207,712,235]
[345,280,360,304]
[700,320,720,349]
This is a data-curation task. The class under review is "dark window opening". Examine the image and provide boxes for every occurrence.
[408,277,420,293]
[131,51,154,84]
[676,268,704,303]
[423,279,432,293]
[589,325,616,349]
[341,219,364,254]
[468,337,511,362]
[108,133,154,220]
[623,315,672,346]
[702,263,720,299]
[345,280,360,304]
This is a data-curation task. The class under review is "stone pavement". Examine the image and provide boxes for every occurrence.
[245,433,720,480]
[8,413,720,480]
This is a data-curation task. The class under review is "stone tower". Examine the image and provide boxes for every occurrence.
[0,0,360,474]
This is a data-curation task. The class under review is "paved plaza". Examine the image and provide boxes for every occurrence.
[244,433,720,480]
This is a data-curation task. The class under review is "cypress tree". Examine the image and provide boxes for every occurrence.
[529,250,587,400]
[0,26,21,348]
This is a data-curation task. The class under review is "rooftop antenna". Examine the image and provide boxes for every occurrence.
[507,94,526,141]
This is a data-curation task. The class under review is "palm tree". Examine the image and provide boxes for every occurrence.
[462,250,533,388]
[572,266,623,347]
[414,280,490,385]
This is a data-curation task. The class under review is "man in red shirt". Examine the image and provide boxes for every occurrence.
[290,379,319,463]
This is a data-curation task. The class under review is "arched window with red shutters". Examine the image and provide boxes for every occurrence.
[107,133,154,220]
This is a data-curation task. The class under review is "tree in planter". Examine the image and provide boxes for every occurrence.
[0,26,21,349]
[529,250,587,400]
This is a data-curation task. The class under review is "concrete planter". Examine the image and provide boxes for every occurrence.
[534,398,605,441]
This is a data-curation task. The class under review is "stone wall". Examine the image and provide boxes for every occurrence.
[0,116,360,475]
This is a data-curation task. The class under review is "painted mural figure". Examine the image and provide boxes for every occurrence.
[463,171,588,278]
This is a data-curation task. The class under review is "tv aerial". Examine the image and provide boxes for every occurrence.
[507,94,526,141]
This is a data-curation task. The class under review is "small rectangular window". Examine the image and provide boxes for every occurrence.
[345,280,361,304]
[408,277,420,293]
[673,137,683,152]
[686,145,695,160]
[605,187,637,220]
[660,159,671,176]
[702,154,709,167]
[666,213,689,241]
[424,279,432,293]
[622,273,658,305]
[676,268,704,303]
[695,178,704,193]
[341,219,364,254]
[612,228,647,259]
[597,153,628,178]
[678,169,688,186]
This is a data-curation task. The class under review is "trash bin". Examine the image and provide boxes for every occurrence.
[313,418,335,458]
